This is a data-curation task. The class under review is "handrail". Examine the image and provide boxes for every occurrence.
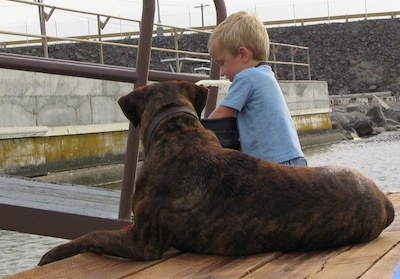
[262,10,400,26]
[0,29,211,58]
[2,0,311,80]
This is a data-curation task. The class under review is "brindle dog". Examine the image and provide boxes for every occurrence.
[39,80,395,266]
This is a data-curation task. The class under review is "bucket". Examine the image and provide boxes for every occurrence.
[200,117,240,150]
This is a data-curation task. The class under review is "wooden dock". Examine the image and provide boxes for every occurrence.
[2,177,400,278]
[0,175,132,239]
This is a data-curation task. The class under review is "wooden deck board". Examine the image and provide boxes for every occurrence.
[6,250,182,279]
[360,243,400,279]
[3,179,400,278]
[0,175,121,218]
[307,232,400,279]
[0,175,131,239]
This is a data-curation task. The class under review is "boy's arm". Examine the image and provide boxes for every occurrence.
[208,105,237,118]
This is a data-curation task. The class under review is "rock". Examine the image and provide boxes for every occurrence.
[368,85,378,91]
[384,108,400,123]
[329,108,399,139]
[329,111,353,132]
[366,106,387,126]
[347,111,375,137]
[366,105,398,131]
[353,118,375,137]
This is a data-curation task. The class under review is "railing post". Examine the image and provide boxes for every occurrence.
[307,48,311,80]
[97,15,104,64]
[272,44,279,79]
[291,47,298,80]
[204,0,227,118]
[35,0,48,58]
[118,0,155,220]
[173,29,181,72]
[96,16,110,64]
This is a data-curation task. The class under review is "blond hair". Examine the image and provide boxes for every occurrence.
[208,11,270,60]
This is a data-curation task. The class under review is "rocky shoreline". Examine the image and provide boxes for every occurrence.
[331,102,400,140]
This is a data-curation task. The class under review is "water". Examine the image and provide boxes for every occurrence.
[0,231,67,278]
[1,131,399,277]
[304,131,400,192]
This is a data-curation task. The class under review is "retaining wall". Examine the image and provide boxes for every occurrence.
[0,68,334,175]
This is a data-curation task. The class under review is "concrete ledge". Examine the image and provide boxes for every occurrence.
[0,123,130,139]
[0,126,48,139]
[0,130,128,176]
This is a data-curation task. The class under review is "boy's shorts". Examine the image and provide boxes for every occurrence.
[280,157,308,166]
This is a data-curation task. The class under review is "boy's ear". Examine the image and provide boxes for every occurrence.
[238,46,251,62]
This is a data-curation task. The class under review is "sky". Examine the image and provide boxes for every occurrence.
[0,0,399,42]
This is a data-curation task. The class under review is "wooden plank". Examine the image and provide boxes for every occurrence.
[308,232,400,278]
[244,249,347,278]
[373,94,391,110]
[0,176,121,218]
[360,243,400,279]
[0,175,132,239]
[6,250,182,279]
[243,232,400,278]
[125,252,282,279]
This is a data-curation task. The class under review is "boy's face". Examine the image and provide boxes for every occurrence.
[209,42,248,81]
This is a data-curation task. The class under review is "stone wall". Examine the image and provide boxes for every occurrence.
[1,18,399,95]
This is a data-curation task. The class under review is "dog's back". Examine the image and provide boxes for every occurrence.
[139,122,395,255]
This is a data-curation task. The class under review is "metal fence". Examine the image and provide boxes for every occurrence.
[0,0,312,80]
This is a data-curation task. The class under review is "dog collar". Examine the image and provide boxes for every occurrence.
[143,105,198,153]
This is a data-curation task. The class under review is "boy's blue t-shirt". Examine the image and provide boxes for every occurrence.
[220,64,304,163]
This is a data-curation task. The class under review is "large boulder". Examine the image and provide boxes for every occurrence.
[384,108,400,124]
[330,111,375,139]
[366,106,398,131]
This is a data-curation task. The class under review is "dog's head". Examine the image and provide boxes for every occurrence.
[118,80,209,128]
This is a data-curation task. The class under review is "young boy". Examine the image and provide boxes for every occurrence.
[208,11,307,166]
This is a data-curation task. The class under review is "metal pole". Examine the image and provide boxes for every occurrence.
[156,0,163,36]
[194,4,210,27]
[118,0,155,220]
[35,0,48,57]
[97,15,104,64]
[292,0,296,25]
[204,0,226,118]
[327,0,330,23]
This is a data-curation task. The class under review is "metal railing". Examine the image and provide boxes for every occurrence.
[262,10,400,27]
[1,0,311,80]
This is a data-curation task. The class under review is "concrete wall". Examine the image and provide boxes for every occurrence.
[0,68,332,175]
[0,68,132,129]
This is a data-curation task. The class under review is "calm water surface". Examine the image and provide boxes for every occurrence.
[1,131,399,277]
[304,131,400,192]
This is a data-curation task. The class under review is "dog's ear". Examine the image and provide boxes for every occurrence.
[194,85,209,118]
[118,87,146,127]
